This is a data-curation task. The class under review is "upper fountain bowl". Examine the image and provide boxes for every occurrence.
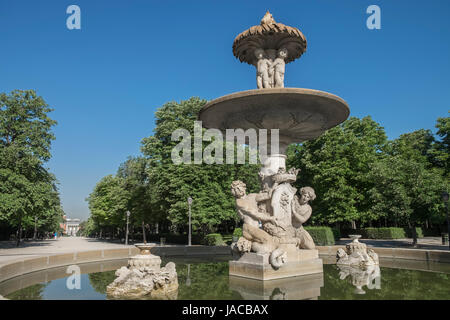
[135,243,156,255]
[199,88,350,147]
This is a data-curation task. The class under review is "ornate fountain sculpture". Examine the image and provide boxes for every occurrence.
[198,11,350,280]
[336,235,379,267]
[106,244,178,299]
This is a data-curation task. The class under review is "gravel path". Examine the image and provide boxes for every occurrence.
[0,237,136,266]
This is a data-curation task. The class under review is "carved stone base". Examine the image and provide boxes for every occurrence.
[106,244,178,299]
[229,272,324,300]
[229,246,323,280]
[128,254,162,270]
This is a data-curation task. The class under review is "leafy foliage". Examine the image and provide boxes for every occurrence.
[204,233,225,246]
[0,90,62,242]
[140,97,259,235]
[303,226,335,245]
[87,95,448,241]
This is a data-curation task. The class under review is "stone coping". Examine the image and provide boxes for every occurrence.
[0,245,231,285]
[317,245,450,264]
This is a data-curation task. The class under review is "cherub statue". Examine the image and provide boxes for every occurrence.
[265,49,277,87]
[254,49,271,89]
[272,48,288,88]
[290,186,316,249]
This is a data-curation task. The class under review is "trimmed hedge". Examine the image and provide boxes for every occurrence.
[304,226,335,246]
[204,233,225,246]
[233,228,243,238]
[342,227,426,239]
[363,227,406,239]
[423,228,443,237]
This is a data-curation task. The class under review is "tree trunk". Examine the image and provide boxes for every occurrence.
[409,221,418,246]
[351,220,356,230]
[33,216,38,240]
[16,219,22,247]
[155,222,159,234]
[142,221,147,244]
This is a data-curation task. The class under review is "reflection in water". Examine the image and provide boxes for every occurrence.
[229,272,324,300]
[336,265,381,295]
[186,264,191,287]
[5,283,47,300]
[89,271,117,295]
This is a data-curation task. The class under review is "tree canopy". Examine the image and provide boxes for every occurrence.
[0,90,63,242]
[86,96,449,239]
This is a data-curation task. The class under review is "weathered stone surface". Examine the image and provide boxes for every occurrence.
[106,261,178,299]
[106,245,178,299]
[199,88,349,148]
[336,236,379,267]
[229,248,323,280]
[230,169,319,272]
[200,12,350,282]
[233,11,307,66]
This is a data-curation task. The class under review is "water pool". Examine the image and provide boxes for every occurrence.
[2,256,450,300]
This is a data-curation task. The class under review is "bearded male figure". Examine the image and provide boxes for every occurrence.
[231,180,281,254]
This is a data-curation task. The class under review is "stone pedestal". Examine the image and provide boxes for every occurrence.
[229,272,323,300]
[128,254,161,271]
[106,244,178,299]
[229,245,323,281]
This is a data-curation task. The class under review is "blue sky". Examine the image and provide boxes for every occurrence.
[1,0,449,220]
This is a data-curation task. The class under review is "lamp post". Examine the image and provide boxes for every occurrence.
[187,197,193,246]
[125,210,131,246]
[442,191,449,249]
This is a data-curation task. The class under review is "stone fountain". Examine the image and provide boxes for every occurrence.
[336,235,379,267]
[106,244,178,299]
[198,12,349,280]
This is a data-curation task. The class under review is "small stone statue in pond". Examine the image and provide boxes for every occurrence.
[336,237,379,267]
[272,48,288,88]
[255,48,272,89]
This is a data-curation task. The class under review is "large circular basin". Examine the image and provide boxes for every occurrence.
[199,88,350,144]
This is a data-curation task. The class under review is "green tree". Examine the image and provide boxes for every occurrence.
[141,97,259,235]
[368,128,449,244]
[0,90,62,244]
[430,114,449,177]
[117,156,155,241]
[86,175,129,238]
[287,116,388,228]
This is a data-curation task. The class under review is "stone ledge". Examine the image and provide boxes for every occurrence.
[317,245,450,263]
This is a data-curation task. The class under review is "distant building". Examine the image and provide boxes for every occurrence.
[61,215,81,236]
